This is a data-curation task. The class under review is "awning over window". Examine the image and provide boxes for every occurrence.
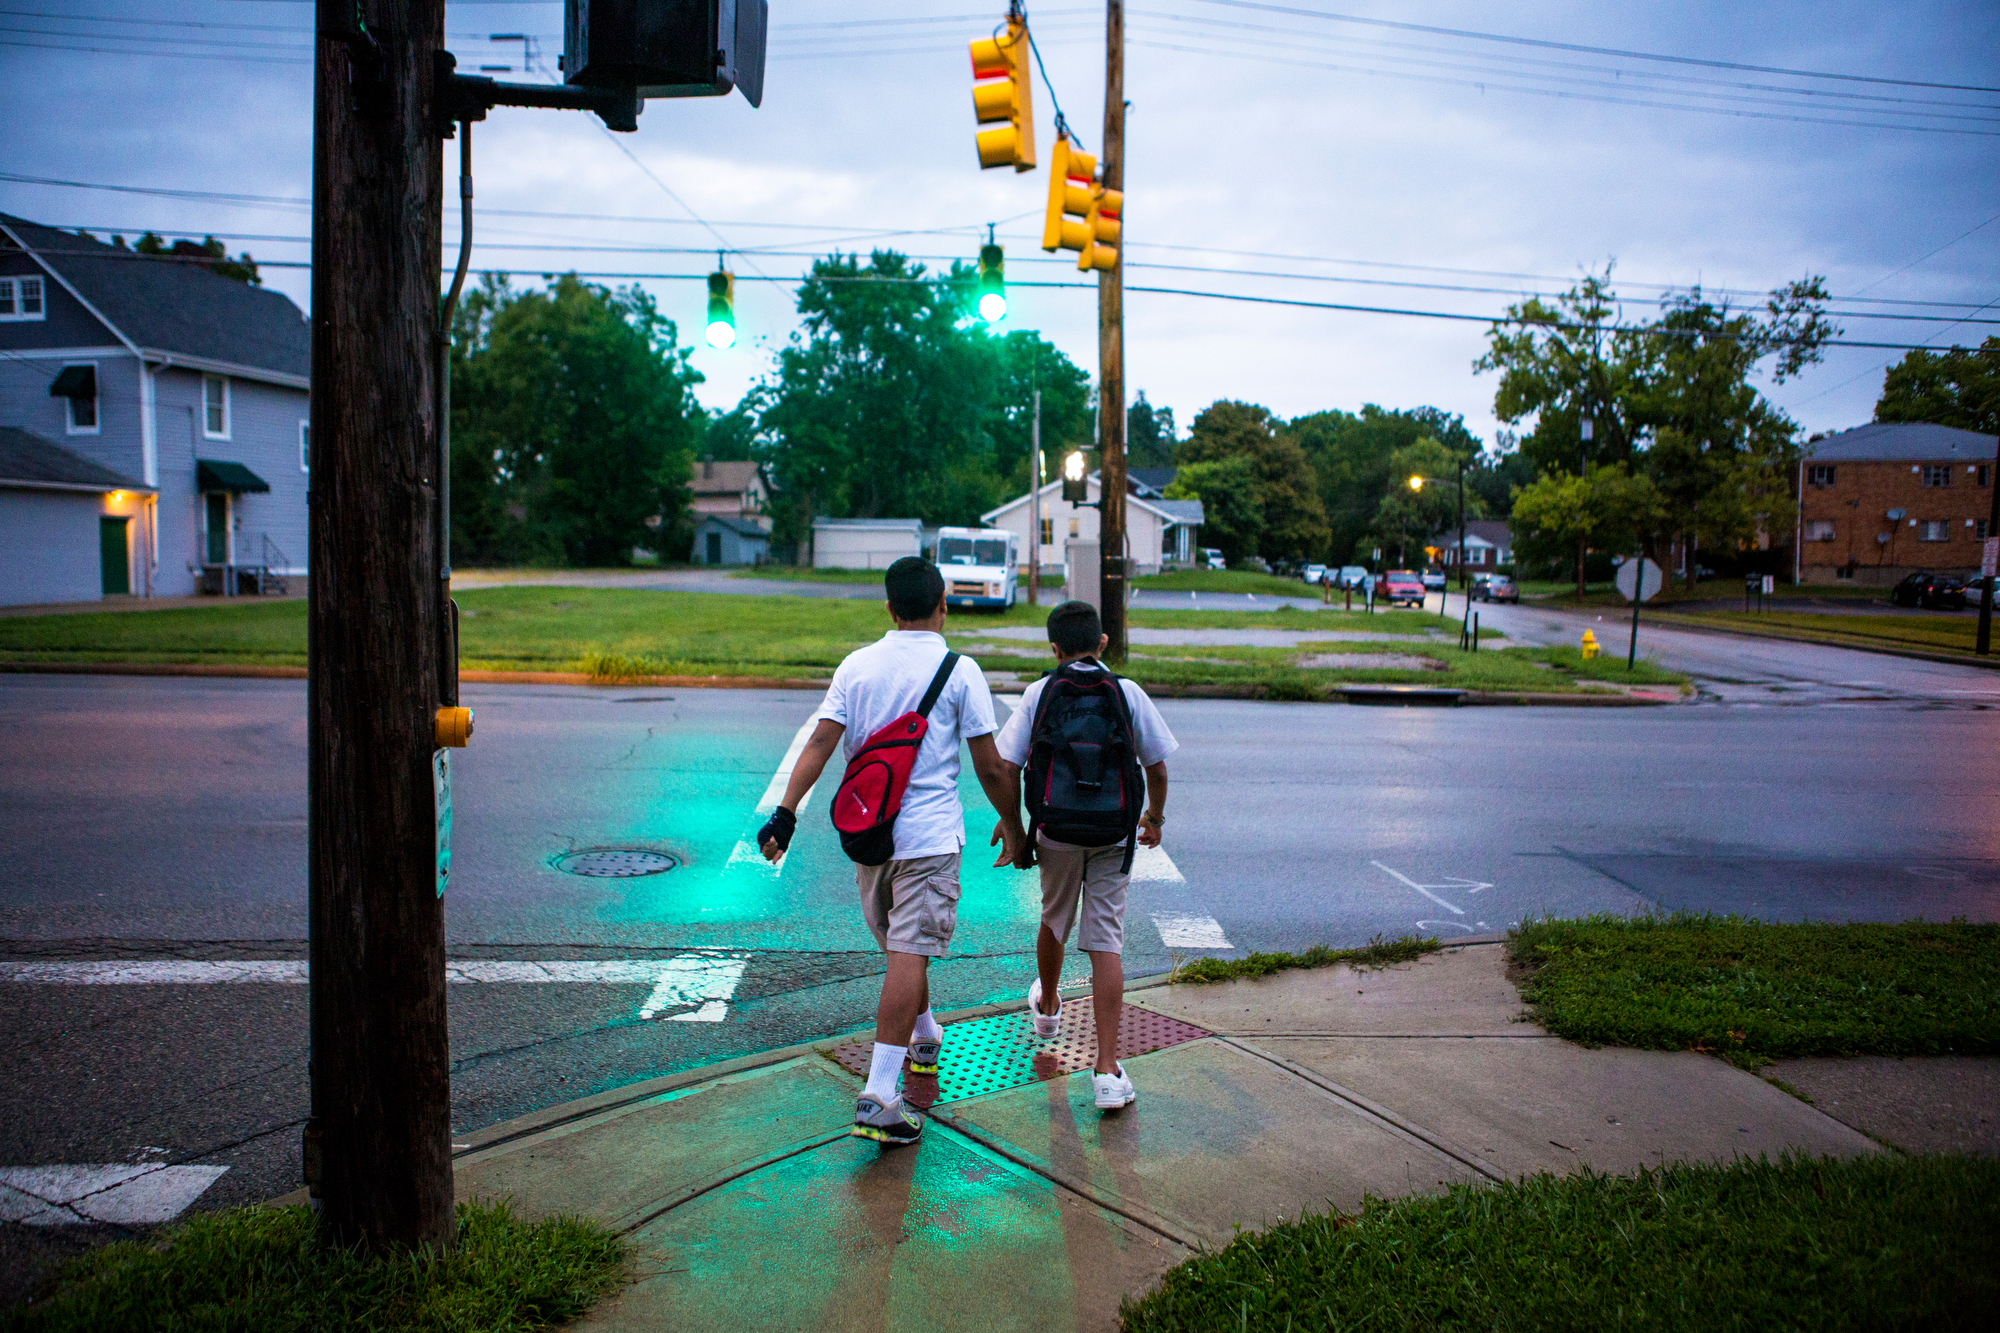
[48,365,96,400]
[196,459,271,494]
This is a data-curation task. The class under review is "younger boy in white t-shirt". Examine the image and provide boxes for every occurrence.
[993,600,1176,1110]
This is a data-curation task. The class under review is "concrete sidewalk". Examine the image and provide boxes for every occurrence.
[449,944,1879,1332]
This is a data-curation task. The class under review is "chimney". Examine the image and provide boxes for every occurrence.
[702,455,714,480]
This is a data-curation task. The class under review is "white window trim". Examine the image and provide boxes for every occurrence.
[203,374,231,440]
[0,275,48,322]
[299,420,311,473]
[63,360,101,435]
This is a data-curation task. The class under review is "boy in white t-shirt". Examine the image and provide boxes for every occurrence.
[993,600,1176,1110]
[755,558,1028,1147]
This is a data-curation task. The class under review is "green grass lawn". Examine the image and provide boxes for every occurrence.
[4,1199,623,1332]
[1509,915,2000,1068]
[1132,569,1315,596]
[1673,608,1984,657]
[1120,1153,2000,1333]
[0,587,1686,695]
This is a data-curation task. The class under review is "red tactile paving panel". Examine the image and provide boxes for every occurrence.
[829,997,1209,1109]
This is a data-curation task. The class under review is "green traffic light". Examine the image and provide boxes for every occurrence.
[977,241,1005,325]
[706,267,736,349]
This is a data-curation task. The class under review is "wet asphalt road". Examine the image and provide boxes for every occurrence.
[3,647,1997,1296]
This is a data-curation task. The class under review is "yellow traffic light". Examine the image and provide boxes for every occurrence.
[970,9,1035,172]
[1042,134,1118,272]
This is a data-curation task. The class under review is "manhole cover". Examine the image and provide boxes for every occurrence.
[555,850,679,878]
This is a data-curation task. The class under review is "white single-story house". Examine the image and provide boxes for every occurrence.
[1435,520,1515,571]
[691,513,770,566]
[980,472,1204,576]
[811,516,923,569]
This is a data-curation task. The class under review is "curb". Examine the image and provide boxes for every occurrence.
[0,659,1681,703]
[1648,616,2000,672]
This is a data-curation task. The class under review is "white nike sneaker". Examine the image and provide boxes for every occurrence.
[1093,1063,1136,1110]
[1026,978,1061,1039]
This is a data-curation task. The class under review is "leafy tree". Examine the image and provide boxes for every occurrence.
[1370,437,1481,567]
[1477,268,1836,590]
[110,231,262,284]
[1467,436,1538,519]
[1287,405,1479,564]
[1177,401,1329,560]
[996,331,1094,492]
[1165,457,1262,564]
[758,252,1008,555]
[1510,465,1663,595]
[449,273,703,567]
[701,403,760,461]
[1128,392,1177,468]
[1876,337,2000,435]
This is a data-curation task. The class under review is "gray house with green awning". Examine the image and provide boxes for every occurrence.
[1,213,309,604]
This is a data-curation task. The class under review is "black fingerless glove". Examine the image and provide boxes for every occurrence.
[757,806,797,855]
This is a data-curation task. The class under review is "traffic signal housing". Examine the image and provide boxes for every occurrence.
[970,12,1035,171]
[562,0,767,108]
[977,243,1006,323]
[1062,450,1089,503]
[1041,136,1119,272]
[705,267,736,349]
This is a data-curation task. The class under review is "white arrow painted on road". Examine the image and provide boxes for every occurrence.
[0,1164,228,1226]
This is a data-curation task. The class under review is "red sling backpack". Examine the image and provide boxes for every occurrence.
[829,652,961,866]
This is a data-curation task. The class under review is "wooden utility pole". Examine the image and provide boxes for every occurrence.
[308,0,456,1251]
[1098,0,1128,660]
[1028,387,1042,607]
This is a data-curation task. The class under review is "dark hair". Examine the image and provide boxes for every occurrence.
[885,557,946,622]
[1047,600,1103,656]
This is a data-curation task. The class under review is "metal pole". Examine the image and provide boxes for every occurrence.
[1456,457,1466,592]
[1097,0,1127,661]
[1981,440,2000,654]
[1628,558,1644,669]
[308,0,455,1252]
[1028,388,1041,608]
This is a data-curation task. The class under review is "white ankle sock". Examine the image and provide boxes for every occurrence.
[865,1042,907,1101]
[911,1009,943,1043]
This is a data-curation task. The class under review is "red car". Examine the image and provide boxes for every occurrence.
[1381,569,1427,607]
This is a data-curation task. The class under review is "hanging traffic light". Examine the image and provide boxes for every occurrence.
[977,241,1006,324]
[1062,449,1088,503]
[1041,135,1118,272]
[970,6,1035,172]
[705,264,735,349]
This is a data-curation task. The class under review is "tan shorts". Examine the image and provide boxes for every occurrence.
[857,853,963,958]
[1037,837,1129,955]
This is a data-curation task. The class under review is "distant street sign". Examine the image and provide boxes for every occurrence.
[1984,537,1998,579]
[1762,574,1775,595]
[1616,557,1663,603]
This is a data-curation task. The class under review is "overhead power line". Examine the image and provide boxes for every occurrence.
[1184,0,2000,94]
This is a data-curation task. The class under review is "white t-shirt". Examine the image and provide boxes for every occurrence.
[996,659,1178,791]
[812,630,998,860]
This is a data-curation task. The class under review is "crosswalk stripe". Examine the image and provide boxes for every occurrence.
[725,716,823,874]
[0,955,749,1022]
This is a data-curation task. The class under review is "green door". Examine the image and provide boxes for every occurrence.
[205,492,229,565]
[100,516,130,595]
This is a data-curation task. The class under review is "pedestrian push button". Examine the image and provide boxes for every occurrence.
[435,706,474,748]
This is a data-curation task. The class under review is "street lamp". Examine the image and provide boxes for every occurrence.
[1408,458,1469,593]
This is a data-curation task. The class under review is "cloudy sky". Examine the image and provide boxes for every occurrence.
[4,1,1996,451]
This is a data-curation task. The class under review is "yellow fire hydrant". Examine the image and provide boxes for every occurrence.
[1580,629,1600,660]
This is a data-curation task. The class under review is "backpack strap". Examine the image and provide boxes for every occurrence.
[1102,670,1143,874]
[916,651,961,721]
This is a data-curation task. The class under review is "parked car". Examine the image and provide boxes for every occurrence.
[1200,547,1227,570]
[1381,569,1427,607]
[1420,568,1447,592]
[1892,571,1967,610]
[1335,565,1369,589]
[1473,574,1519,604]
[1300,563,1329,585]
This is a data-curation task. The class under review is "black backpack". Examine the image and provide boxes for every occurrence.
[1023,660,1144,872]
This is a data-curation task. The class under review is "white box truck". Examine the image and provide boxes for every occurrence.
[935,526,1019,610]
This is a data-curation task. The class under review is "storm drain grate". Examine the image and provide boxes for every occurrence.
[554,850,679,878]
[830,998,1209,1109]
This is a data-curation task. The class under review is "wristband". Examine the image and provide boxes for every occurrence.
[1141,812,1164,828]
[757,806,797,854]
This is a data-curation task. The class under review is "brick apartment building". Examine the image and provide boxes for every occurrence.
[1796,421,1998,585]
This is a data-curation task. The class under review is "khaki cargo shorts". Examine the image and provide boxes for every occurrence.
[1037,837,1129,955]
[856,852,963,957]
